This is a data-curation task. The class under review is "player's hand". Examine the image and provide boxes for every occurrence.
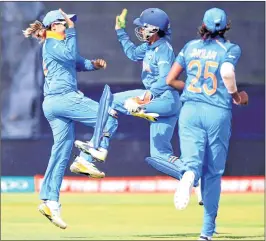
[238,91,249,105]
[124,91,153,113]
[124,98,142,113]
[233,91,248,105]
[115,9,128,30]
[92,59,107,70]
[59,8,74,28]
[131,91,153,105]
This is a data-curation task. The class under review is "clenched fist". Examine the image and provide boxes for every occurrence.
[92,59,107,70]
[233,91,249,105]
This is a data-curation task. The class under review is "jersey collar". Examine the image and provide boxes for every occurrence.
[214,36,226,42]
[46,31,65,40]
[148,38,166,49]
[203,36,226,43]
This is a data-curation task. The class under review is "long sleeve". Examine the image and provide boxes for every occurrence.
[76,55,95,72]
[116,29,147,61]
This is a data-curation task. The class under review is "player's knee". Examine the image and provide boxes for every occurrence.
[150,143,172,160]
[145,156,164,165]
[112,94,125,108]
[149,149,160,160]
[148,152,169,164]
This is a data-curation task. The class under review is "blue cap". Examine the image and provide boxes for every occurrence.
[203,8,227,33]
[42,10,77,27]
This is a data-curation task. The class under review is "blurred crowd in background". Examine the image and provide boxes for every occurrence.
[0,2,264,177]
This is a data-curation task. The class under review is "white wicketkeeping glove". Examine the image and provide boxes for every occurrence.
[124,98,142,113]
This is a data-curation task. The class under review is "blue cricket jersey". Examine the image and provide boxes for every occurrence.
[116,29,176,97]
[42,28,96,96]
[175,37,241,109]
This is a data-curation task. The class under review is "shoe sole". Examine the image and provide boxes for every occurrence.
[70,165,105,178]
[39,206,67,229]
[174,171,195,210]
[74,142,105,162]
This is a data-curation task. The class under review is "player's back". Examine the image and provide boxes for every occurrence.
[178,37,241,109]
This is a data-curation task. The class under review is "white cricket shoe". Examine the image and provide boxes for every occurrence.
[70,155,105,178]
[174,171,195,210]
[38,201,67,229]
[74,140,108,162]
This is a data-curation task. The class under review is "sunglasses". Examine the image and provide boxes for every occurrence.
[53,20,67,27]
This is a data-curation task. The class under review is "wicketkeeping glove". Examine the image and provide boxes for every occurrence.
[116,8,128,29]
[124,91,153,113]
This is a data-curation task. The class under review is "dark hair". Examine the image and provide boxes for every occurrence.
[158,29,166,38]
[197,21,231,40]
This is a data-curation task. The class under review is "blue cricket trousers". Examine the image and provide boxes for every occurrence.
[178,101,232,237]
[40,90,118,201]
[105,89,181,162]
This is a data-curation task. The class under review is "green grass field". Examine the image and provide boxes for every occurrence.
[1,193,264,240]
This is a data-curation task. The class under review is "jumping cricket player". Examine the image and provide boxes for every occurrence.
[23,9,118,229]
[87,8,185,180]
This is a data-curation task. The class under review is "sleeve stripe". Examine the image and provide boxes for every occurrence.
[216,40,227,51]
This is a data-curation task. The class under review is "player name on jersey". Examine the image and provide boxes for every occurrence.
[190,48,217,60]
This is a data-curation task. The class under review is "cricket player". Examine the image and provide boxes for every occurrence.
[23,9,119,229]
[166,8,248,240]
[76,8,188,181]
[75,8,185,178]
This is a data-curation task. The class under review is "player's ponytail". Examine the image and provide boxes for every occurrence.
[22,20,47,43]
[198,21,231,40]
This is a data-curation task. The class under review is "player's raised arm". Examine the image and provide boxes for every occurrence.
[115,9,147,61]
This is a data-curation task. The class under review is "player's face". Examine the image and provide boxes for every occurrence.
[51,22,66,33]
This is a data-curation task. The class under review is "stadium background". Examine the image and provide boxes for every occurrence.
[1,1,264,177]
[1,2,264,240]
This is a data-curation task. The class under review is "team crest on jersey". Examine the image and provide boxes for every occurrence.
[143,61,152,73]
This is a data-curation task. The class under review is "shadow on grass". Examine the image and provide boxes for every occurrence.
[61,237,88,239]
[135,233,264,240]
[134,233,200,239]
[215,235,264,240]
